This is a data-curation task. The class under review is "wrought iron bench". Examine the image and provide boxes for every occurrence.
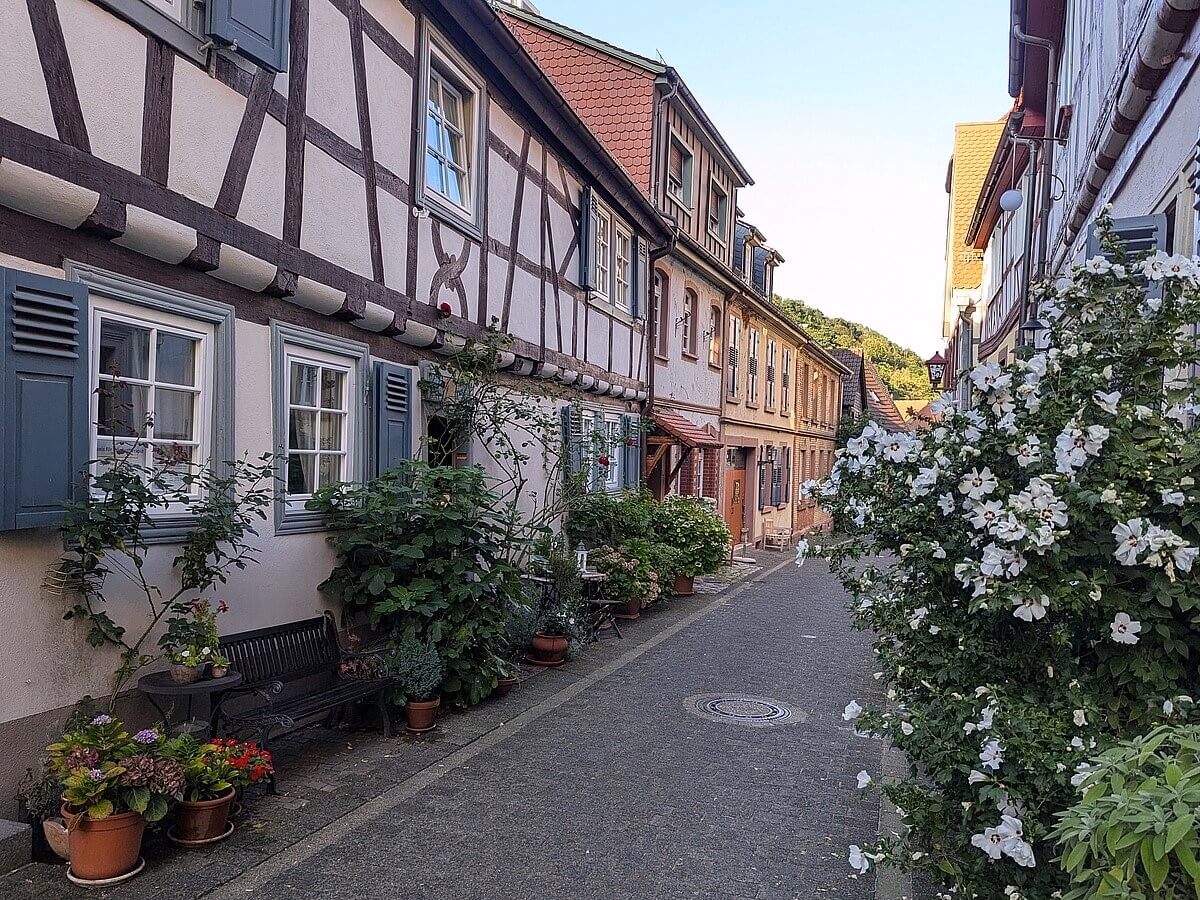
[213,614,395,786]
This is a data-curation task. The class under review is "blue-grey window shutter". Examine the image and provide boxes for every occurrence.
[207,0,291,73]
[1086,214,1167,260]
[630,235,644,319]
[579,186,594,290]
[1,267,90,531]
[783,446,791,503]
[621,413,641,488]
[561,404,583,478]
[372,361,411,477]
[757,461,766,512]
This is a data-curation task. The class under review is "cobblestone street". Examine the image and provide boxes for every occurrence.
[4,556,884,900]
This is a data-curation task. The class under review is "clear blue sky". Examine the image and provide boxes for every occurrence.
[537,0,1013,356]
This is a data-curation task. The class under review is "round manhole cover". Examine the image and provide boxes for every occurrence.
[684,693,805,728]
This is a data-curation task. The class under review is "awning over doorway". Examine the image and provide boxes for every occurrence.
[652,411,722,448]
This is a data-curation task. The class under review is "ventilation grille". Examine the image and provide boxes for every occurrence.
[10,288,80,358]
[384,370,409,411]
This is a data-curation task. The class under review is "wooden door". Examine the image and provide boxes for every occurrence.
[724,467,745,543]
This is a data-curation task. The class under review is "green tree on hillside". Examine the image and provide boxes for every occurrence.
[773,296,936,401]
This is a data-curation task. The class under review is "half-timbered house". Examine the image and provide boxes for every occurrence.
[0,0,670,814]
[497,3,753,511]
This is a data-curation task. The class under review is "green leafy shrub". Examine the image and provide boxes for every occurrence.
[590,542,659,606]
[1054,722,1200,899]
[651,497,730,577]
[382,636,444,702]
[310,462,526,707]
[536,536,584,639]
[565,489,656,547]
[810,216,1200,897]
[644,541,684,590]
[17,765,64,822]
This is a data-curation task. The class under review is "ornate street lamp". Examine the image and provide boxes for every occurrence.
[925,351,947,389]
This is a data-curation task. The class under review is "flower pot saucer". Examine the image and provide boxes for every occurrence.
[612,611,640,621]
[524,653,565,668]
[167,821,234,847]
[66,857,145,887]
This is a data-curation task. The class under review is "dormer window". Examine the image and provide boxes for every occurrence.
[667,137,693,207]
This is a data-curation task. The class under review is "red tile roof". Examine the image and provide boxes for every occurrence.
[499,13,657,195]
[861,357,910,432]
[653,411,723,448]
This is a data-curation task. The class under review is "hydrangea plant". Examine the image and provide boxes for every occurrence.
[801,215,1200,897]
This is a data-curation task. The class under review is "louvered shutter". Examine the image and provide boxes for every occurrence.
[1,268,90,530]
[630,235,646,320]
[621,413,641,488]
[207,0,291,73]
[373,362,412,477]
[1085,214,1167,260]
[579,186,595,290]
[561,404,584,479]
[783,446,791,503]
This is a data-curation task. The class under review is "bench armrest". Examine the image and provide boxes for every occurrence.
[212,680,283,719]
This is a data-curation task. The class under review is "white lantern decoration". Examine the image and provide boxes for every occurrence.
[999,189,1023,213]
[575,542,589,573]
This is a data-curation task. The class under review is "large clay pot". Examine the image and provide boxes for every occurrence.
[61,806,144,882]
[614,595,641,621]
[527,632,568,667]
[174,788,235,843]
[405,697,441,733]
[673,574,696,596]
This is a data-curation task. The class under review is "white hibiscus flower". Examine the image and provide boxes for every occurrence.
[971,827,1005,860]
[1012,594,1049,622]
[979,739,1004,771]
[960,467,998,501]
[843,701,864,722]
[1162,490,1185,507]
[1112,519,1148,566]
[1110,612,1142,645]
[1093,390,1121,415]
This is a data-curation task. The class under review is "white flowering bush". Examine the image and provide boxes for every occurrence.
[804,216,1200,897]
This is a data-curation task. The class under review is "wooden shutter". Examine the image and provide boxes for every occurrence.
[372,362,412,477]
[579,186,595,290]
[1086,214,1168,260]
[630,235,646,320]
[621,413,642,488]
[207,0,291,73]
[783,446,791,503]
[1,267,90,531]
[561,404,583,478]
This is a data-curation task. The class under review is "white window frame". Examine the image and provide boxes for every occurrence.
[418,25,486,236]
[282,346,356,513]
[747,328,761,405]
[593,204,612,301]
[614,224,632,310]
[727,314,741,397]
[781,349,792,413]
[89,298,215,514]
[707,179,729,243]
[666,135,693,208]
[272,323,369,534]
[604,415,622,491]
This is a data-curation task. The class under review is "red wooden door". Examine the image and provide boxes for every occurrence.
[724,468,745,543]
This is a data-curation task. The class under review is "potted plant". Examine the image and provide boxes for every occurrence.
[384,637,444,733]
[527,540,582,666]
[209,652,231,679]
[161,599,229,682]
[210,738,275,808]
[17,764,69,862]
[652,497,731,595]
[495,598,537,695]
[159,735,235,845]
[46,716,180,882]
[492,656,518,697]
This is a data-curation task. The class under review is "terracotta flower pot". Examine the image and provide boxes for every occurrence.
[527,632,568,667]
[405,697,441,733]
[174,788,235,844]
[494,676,517,697]
[210,665,229,679]
[43,817,70,861]
[614,595,642,621]
[61,805,144,882]
[170,664,203,685]
[673,574,696,596]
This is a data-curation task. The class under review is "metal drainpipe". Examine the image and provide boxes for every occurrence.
[645,238,677,418]
[1010,133,1041,349]
[1012,23,1058,349]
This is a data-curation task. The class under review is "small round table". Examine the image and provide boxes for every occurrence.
[137,670,243,736]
